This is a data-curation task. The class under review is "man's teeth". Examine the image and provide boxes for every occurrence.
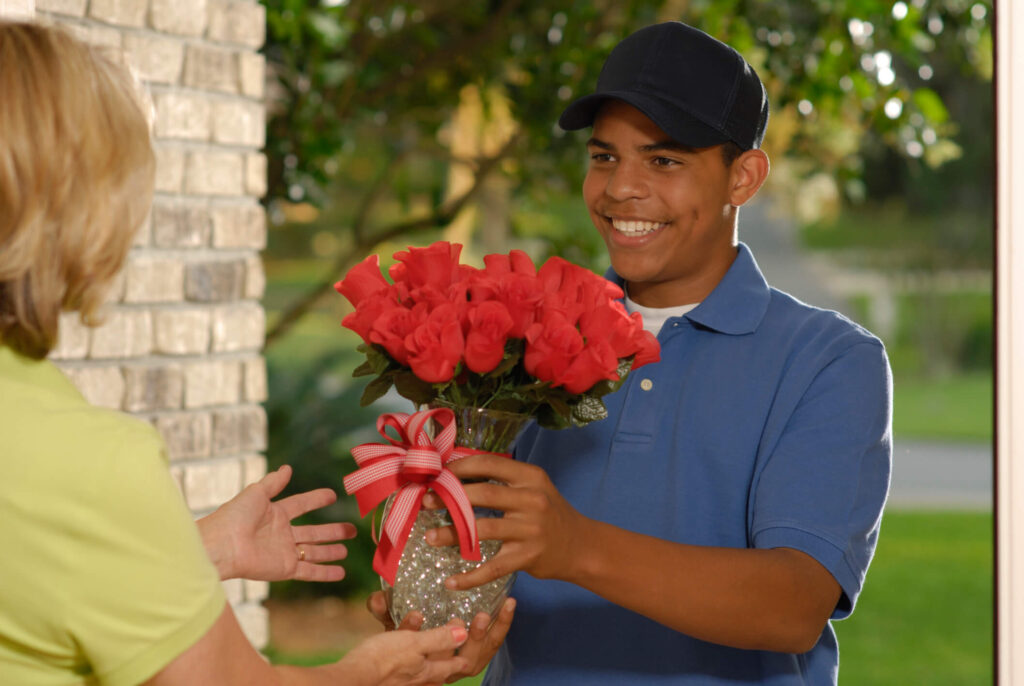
[611,219,665,236]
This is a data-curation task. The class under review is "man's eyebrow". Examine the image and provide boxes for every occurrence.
[586,137,613,150]
[640,140,698,153]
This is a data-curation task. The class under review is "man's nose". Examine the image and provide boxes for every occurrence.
[604,159,648,201]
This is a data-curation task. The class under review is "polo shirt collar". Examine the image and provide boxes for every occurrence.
[607,242,770,336]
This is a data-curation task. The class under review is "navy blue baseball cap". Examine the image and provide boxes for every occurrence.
[559,22,769,151]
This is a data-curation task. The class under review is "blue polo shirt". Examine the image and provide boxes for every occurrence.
[488,243,892,685]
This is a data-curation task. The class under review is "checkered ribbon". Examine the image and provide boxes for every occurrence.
[342,408,498,585]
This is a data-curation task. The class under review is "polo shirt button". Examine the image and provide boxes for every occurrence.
[640,378,653,391]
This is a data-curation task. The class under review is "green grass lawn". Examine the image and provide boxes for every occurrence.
[892,372,992,442]
[268,511,992,685]
[834,510,993,685]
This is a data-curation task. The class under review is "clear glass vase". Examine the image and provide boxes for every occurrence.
[381,402,532,629]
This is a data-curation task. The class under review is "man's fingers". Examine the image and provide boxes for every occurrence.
[446,454,538,484]
[293,522,357,544]
[279,488,338,520]
[445,554,518,591]
[366,591,394,629]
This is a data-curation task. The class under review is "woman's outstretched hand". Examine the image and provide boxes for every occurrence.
[197,465,356,581]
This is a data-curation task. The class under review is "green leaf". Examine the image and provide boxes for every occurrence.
[360,374,394,407]
[352,358,376,377]
[572,395,608,425]
[393,371,438,406]
[912,88,949,124]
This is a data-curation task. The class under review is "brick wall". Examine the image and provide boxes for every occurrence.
[1,0,270,648]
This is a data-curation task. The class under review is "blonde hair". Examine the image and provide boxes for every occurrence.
[0,22,155,359]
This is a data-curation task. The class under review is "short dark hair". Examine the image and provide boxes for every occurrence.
[720,141,743,167]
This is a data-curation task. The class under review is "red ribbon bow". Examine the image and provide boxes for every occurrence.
[342,408,498,585]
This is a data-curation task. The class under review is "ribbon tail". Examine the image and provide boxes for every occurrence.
[374,485,426,586]
[433,473,481,562]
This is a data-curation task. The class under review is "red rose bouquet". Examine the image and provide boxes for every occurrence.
[334,240,660,429]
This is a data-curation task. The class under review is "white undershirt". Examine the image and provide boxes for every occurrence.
[623,292,699,335]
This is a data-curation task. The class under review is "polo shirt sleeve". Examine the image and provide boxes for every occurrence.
[61,418,226,686]
[750,339,892,619]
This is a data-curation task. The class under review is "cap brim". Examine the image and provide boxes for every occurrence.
[558,91,729,149]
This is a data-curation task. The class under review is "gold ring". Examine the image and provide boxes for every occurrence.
[297,546,306,562]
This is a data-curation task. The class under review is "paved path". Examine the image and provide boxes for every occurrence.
[888,439,992,510]
[740,197,993,511]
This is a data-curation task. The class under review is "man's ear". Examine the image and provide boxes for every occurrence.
[728,149,770,207]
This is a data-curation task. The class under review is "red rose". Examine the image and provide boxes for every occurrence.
[335,254,390,308]
[557,339,620,393]
[404,304,465,383]
[367,301,427,365]
[464,301,514,374]
[389,241,466,292]
[483,249,536,276]
[630,313,661,368]
[579,300,642,358]
[524,312,584,384]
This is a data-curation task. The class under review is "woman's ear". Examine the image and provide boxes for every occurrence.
[728,149,770,207]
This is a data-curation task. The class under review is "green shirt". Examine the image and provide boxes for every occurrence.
[0,346,225,685]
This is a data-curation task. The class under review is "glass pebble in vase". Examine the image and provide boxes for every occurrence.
[382,402,532,629]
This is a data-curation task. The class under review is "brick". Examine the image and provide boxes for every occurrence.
[237,52,265,99]
[61,365,124,409]
[153,308,211,355]
[150,0,207,36]
[212,405,266,454]
[244,153,267,198]
[88,310,153,359]
[207,0,265,48]
[52,312,91,360]
[155,92,211,141]
[36,0,87,16]
[156,411,212,460]
[211,303,264,353]
[234,602,268,650]
[123,33,184,85]
[241,453,266,486]
[89,0,147,26]
[184,359,241,408]
[243,255,265,300]
[62,21,122,48]
[0,0,33,18]
[154,145,186,194]
[210,204,265,249]
[152,201,213,248]
[133,211,152,247]
[244,579,269,602]
[184,151,243,196]
[124,256,185,303]
[211,100,264,147]
[183,458,242,510]
[102,269,128,304]
[242,357,267,402]
[123,364,184,412]
[185,260,246,302]
[183,44,238,94]
[222,578,244,604]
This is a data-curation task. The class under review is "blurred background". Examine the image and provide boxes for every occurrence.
[256,1,993,683]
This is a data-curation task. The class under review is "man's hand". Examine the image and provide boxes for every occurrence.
[197,465,356,581]
[423,454,587,590]
[366,591,516,683]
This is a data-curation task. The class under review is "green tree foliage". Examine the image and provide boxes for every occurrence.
[262,0,991,343]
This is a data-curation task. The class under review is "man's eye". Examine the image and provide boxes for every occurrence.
[590,153,614,162]
[653,156,678,167]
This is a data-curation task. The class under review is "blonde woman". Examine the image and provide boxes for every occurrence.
[0,22,469,686]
